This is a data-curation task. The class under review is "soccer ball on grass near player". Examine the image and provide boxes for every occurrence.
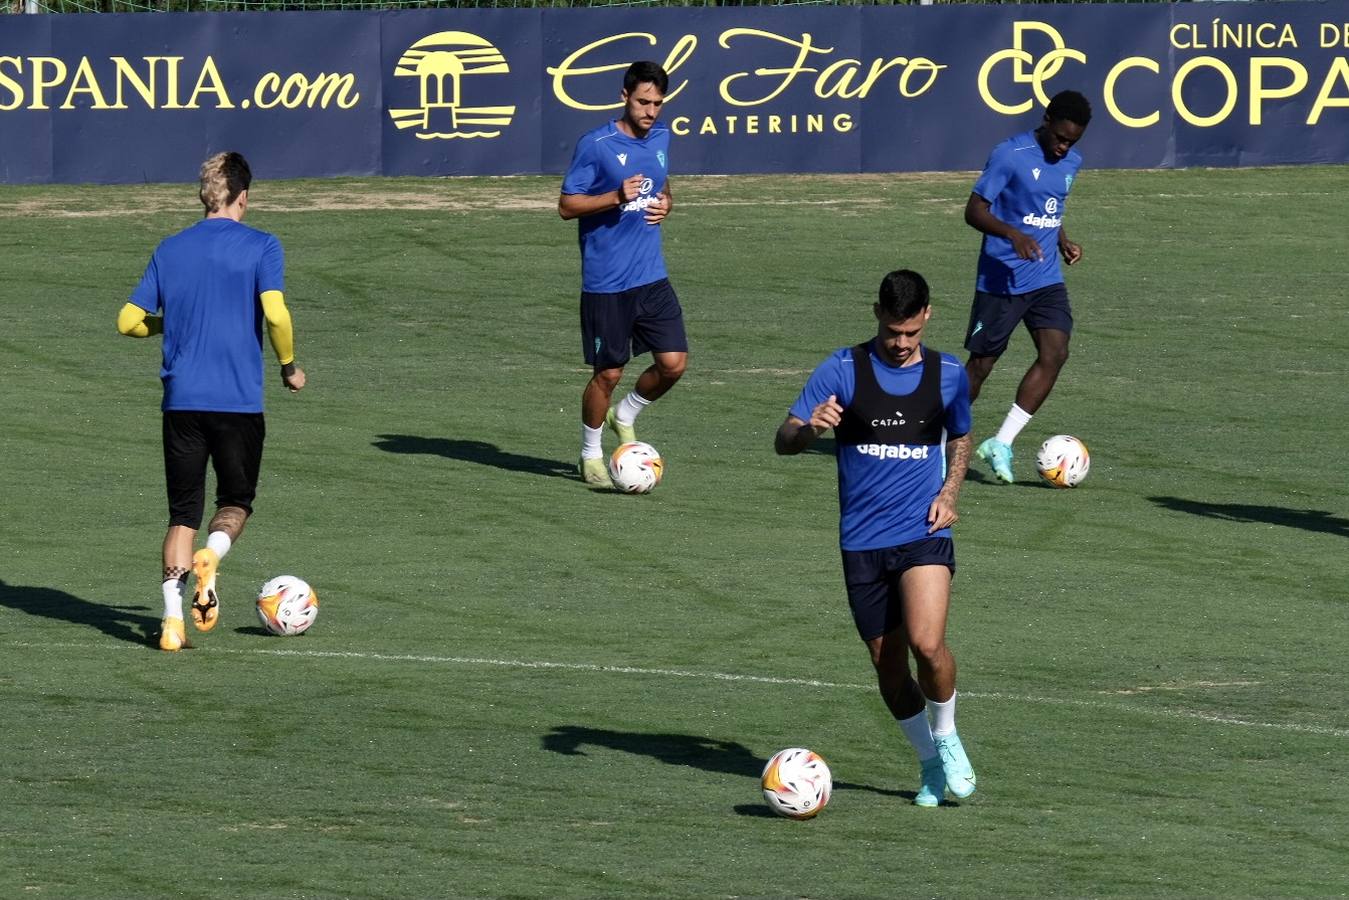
[609,441,664,493]
[1035,434,1091,488]
[256,575,319,636]
[761,747,832,819]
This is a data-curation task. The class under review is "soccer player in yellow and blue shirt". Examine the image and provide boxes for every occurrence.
[559,61,688,487]
[964,90,1091,483]
[777,270,977,807]
[118,152,305,651]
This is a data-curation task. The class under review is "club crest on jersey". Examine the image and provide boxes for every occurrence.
[1065,174,1074,190]
[657,150,667,169]
[616,153,628,166]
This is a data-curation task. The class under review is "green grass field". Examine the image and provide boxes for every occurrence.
[2,168,1346,898]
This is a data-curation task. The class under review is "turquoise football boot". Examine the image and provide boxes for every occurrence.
[976,437,1014,484]
[914,757,946,808]
[934,732,976,799]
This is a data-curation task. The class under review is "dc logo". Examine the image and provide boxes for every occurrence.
[639,177,654,195]
[388,31,516,140]
[979,22,1086,116]
[1045,197,1059,214]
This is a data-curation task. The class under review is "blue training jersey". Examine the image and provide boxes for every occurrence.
[789,346,971,551]
[130,218,284,413]
[561,120,670,294]
[972,129,1083,296]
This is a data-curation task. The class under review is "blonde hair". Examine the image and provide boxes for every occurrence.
[199,151,251,213]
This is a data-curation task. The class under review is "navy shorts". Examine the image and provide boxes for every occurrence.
[163,411,265,529]
[964,283,1073,357]
[841,538,955,641]
[581,278,688,370]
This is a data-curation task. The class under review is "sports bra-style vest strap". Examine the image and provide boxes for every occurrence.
[836,342,946,447]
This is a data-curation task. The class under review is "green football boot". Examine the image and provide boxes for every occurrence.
[976,437,1014,484]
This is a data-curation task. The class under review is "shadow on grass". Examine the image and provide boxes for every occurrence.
[0,577,157,647]
[542,725,911,805]
[372,434,577,481]
[1150,497,1349,537]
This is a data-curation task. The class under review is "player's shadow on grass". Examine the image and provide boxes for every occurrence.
[0,577,158,646]
[542,725,912,809]
[373,434,577,480]
[1150,496,1349,538]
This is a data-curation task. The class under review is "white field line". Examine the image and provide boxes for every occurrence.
[9,640,1348,738]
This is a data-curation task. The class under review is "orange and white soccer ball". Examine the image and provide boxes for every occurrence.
[761,747,832,819]
[1036,434,1091,488]
[609,441,664,494]
[256,575,319,636]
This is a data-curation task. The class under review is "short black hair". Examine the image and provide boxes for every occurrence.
[877,269,930,320]
[1046,90,1092,127]
[623,61,669,96]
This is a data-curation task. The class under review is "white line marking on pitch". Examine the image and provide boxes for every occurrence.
[9,641,1347,738]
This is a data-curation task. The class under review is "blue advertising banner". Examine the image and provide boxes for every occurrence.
[2,3,1348,183]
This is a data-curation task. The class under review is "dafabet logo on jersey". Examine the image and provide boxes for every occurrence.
[387,31,516,139]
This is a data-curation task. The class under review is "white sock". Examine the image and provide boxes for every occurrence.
[928,692,957,738]
[615,391,651,427]
[581,424,604,460]
[206,530,232,560]
[994,403,1033,446]
[162,578,184,620]
[898,709,937,761]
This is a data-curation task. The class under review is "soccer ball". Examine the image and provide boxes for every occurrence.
[608,441,664,494]
[761,747,832,819]
[256,575,319,636]
[1036,434,1091,488]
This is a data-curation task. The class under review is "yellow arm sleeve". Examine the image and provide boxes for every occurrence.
[260,290,295,366]
[117,302,162,338]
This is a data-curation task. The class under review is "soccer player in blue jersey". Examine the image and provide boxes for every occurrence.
[118,152,306,651]
[964,90,1092,483]
[776,270,977,807]
[559,61,687,487]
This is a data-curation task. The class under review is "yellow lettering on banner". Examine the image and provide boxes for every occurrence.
[60,57,111,110]
[1173,56,1238,127]
[719,29,828,107]
[699,116,717,135]
[112,58,156,109]
[1010,22,1069,82]
[255,72,360,110]
[769,114,782,133]
[184,57,233,109]
[1249,57,1308,125]
[1103,56,1160,128]
[1308,57,1349,123]
[1029,48,1087,107]
[979,49,1035,115]
[1321,23,1349,48]
[547,32,693,111]
[0,57,23,111]
[161,57,184,109]
[833,113,853,132]
[29,57,67,111]
[1170,24,1196,50]
[670,115,690,136]
[807,113,823,132]
[745,114,759,134]
[899,59,945,98]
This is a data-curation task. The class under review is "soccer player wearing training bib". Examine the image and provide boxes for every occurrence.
[118,152,306,651]
[964,90,1091,483]
[776,270,976,807]
[559,61,687,487]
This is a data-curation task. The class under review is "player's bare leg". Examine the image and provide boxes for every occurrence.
[158,525,196,650]
[866,628,945,807]
[1014,328,1070,415]
[902,565,975,798]
[581,366,624,485]
[964,353,998,404]
[610,350,688,443]
[190,505,247,632]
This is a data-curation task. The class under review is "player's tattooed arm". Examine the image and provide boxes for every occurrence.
[929,433,971,532]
